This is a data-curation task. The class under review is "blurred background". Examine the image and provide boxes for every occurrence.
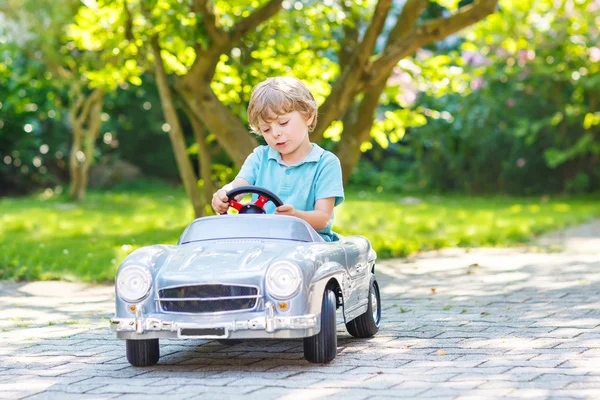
[1,0,599,282]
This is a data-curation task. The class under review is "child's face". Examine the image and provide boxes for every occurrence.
[258,111,314,156]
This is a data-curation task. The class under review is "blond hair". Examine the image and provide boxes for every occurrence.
[248,76,318,134]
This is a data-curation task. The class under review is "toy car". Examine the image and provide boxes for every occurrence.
[110,186,381,366]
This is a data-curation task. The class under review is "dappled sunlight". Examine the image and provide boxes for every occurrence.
[1,240,599,397]
[0,281,112,345]
[376,249,600,341]
[0,378,57,393]
[0,187,192,281]
[477,272,530,284]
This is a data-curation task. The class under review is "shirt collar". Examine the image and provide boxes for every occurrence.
[268,143,324,166]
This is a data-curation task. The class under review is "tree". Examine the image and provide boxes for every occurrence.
[73,0,498,212]
[1,0,114,201]
[318,0,498,182]
[68,85,105,201]
[72,0,331,216]
[0,36,62,195]
[176,0,500,184]
[405,0,600,194]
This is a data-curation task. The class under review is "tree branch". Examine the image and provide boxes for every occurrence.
[367,0,498,87]
[229,0,282,45]
[312,0,392,143]
[87,89,105,141]
[356,0,392,64]
[70,90,85,128]
[386,0,428,46]
[414,0,498,47]
[311,65,365,143]
[339,2,360,67]
[366,37,417,87]
[75,88,103,128]
[123,0,133,41]
[192,0,224,43]
[186,0,282,85]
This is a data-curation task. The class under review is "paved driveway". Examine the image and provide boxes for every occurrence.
[1,222,599,399]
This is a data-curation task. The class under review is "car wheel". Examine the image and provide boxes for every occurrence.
[303,288,337,363]
[345,276,381,338]
[126,339,160,367]
[216,339,243,345]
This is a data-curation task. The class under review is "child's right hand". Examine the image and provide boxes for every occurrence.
[211,188,230,214]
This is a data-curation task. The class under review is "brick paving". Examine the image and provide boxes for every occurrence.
[1,222,599,399]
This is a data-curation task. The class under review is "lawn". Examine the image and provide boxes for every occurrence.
[1,182,599,282]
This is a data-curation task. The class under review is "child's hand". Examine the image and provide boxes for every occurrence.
[275,204,296,216]
[212,189,230,214]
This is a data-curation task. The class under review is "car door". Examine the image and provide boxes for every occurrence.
[341,236,371,314]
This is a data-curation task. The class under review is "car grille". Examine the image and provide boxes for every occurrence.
[158,284,260,314]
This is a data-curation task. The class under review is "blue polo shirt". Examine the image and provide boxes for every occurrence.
[236,143,344,241]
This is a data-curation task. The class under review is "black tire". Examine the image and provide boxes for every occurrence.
[346,276,381,338]
[303,289,337,363]
[216,339,243,345]
[126,339,160,367]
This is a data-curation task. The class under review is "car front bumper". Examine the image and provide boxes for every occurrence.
[110,301,319,340]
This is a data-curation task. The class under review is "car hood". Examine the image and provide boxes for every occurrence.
[155,240,301,288]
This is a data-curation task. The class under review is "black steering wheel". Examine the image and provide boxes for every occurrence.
[222,186,284,215]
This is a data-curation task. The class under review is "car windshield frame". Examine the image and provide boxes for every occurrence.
[179,215,322,244]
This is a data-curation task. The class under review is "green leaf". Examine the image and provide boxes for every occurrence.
[129,76,142,86]
[583,112,600,130]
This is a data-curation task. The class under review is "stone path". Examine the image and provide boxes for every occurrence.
[1,223,599,399]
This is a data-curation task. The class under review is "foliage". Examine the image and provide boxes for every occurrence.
[0,0,112,198]
[211,1,345,124]
[0,49,183,193]
[394,0,600,194]
[1,184,599,282]
[67,0,348,129]
[2,0,599,199]
[100,80,180,179]
[0,43,67,194]
[0,0,184,190]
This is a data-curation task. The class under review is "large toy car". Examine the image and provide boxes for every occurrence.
[110,186,381,366]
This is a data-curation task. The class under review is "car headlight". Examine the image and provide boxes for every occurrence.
[117,265,152,302]
[266,261,302,299]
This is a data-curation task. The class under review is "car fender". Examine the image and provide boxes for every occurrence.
[117,244,176,275]
[306,261,345,317]
[115,244,176,317]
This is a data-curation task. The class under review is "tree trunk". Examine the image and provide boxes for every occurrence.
[78,95,104,201]
[326,0,498,181]
[69,87,104,202]
[185,104,216,216]
[336,80,387,185]
[335,1,498,182]
[151,36,205,218]
[179,83,257,168]
[69,126,83,201]
[174,1,282,169]
[141,0,497,212]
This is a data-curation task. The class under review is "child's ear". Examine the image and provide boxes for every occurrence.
[306,112,315,127]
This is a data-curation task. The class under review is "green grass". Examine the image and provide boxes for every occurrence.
[1,182,599,282]
[0,182,193,282]
[335,191,600,258]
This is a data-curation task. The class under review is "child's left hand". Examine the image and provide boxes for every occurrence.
[275,204,296,216]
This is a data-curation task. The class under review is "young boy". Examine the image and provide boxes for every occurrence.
[211,76,344,241]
